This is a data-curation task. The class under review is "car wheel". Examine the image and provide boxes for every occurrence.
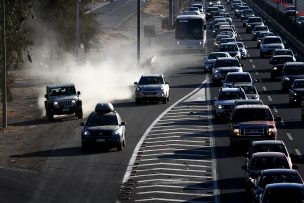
[167,96,170,102]
[122,138,126,147]
[81,142,89,151]
[162,98,167,104]
[271,75,275,81]
[77,108,83,119]
[117,142,123,151]
[46,110,54,121]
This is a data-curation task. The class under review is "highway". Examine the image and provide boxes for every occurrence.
[1,0,304,202]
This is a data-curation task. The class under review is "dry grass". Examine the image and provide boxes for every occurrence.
[143,0,169,16]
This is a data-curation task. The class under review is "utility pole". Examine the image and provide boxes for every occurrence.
[75,0,80,62]
[137,0,140,66]
[2,0,7,129]
[295,0,297,24]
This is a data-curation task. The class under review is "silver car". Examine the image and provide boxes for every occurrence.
[202,51,231,73]
[260,36,285,58]
[134,74,170,104]
[236,41,248,59]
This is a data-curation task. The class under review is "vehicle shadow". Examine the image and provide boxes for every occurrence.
[10,146,117,158]
[9,115,80,127]
[157,147,211,160]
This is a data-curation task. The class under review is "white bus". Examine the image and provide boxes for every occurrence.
[175,14,207,50]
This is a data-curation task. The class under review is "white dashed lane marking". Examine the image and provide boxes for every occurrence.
[286,133,293,141]
[267,96,273,101]
[295,149,302,157]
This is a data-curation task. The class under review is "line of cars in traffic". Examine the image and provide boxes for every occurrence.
[204,0,304,202]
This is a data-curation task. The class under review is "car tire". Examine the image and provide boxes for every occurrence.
[135,98,140,104]
[46,110,54,121]
[117,142,123,151]
[167,96,170,102]
[162,98,167,104]
[81,142,89,151]
[77,108,83,119]
[270,75,275,81]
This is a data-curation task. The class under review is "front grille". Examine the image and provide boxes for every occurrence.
[90,131,112,137]
[241,126,267,136]
[59,100,73,108]
[222,105,232,110]
[143,92,157,95]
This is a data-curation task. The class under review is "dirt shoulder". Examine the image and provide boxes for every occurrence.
[0,1,168,171]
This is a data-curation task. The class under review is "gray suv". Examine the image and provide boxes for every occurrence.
[44,83,83,121]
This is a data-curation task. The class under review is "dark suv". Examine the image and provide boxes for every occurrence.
[229,104,281,146]
[281,62,304,92]
[44,83,83,121]
[270,55,295,81]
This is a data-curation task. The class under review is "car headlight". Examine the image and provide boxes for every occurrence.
[272,67,277,70]
[83,131,91,137]
[177,41,181,45]
[268,127,275,136]
[293,92,297,96]
[71,100,76,106]
[218,105,223,109]
[199,41,202,45]
[136,87,141,91]
[233,129,240,136]
[53,101,59,107]
[283,76,290,81]
[214,69,219,73]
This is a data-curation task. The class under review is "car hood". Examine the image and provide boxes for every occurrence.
[215,100,237,105]
[262,43,283,47]
[233,120,274,126]
[48,95,78,101]
[138,84,165,90]
[86,125,119,132]
[217,67,241,71]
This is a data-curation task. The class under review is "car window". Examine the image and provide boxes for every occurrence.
[50,86,76,96]
[294,81,304,88]
[252,144,287,156]
[218,91,246,100]
[240,86,257,94]
[263,37,282,44]
[272,57,293,64]
[232,108,273,122]
[250,156,289,170]
[284,66,304,75]
[259,173,303,188]
[216,59,240,67]
[225,74,251,83]
[139,76,164,85]
[87,113,118,126]
[219,44,238,51]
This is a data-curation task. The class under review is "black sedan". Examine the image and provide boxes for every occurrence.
[289,79,304,106]
[251,169,303,203]
[81,102,126,151]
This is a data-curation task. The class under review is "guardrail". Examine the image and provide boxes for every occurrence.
[245,0,304,60]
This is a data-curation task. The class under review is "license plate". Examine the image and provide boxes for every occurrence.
[62,108,69,112]
[96,139,105,143]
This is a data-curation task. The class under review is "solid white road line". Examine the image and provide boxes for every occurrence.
[286,132,293,141]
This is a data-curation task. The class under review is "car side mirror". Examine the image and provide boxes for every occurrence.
[253,79,258,83]
[77,91,81,96]
[241,165,248,172]
[134,82,138,85]
[80,122,84,126]
[274,116,281,122]
[121,121,126,126]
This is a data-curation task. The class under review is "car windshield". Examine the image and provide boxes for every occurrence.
[221,38,235,43]
[239,85,257,94]
[248,18,262,23]
[284,66,304,75]
[208,53,228,59]
[258,173,303,188]
[49,86,76,96]
[87,113,118,126]
[263,187,304,203]
[294,81,304,88]
[218,91,246,100]
[272,57,293,64]
[219,44,238,51]
[232,108,273,122]
[139,76,164,85]
[225,74,251,83]
[274,50,293,56]
[249,156,289,170]
[216,59,240,67]
[263,37,282,44]
[252,144,287,156]
[254,26,268,31]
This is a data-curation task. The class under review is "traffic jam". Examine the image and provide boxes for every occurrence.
[203,0,304,202]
